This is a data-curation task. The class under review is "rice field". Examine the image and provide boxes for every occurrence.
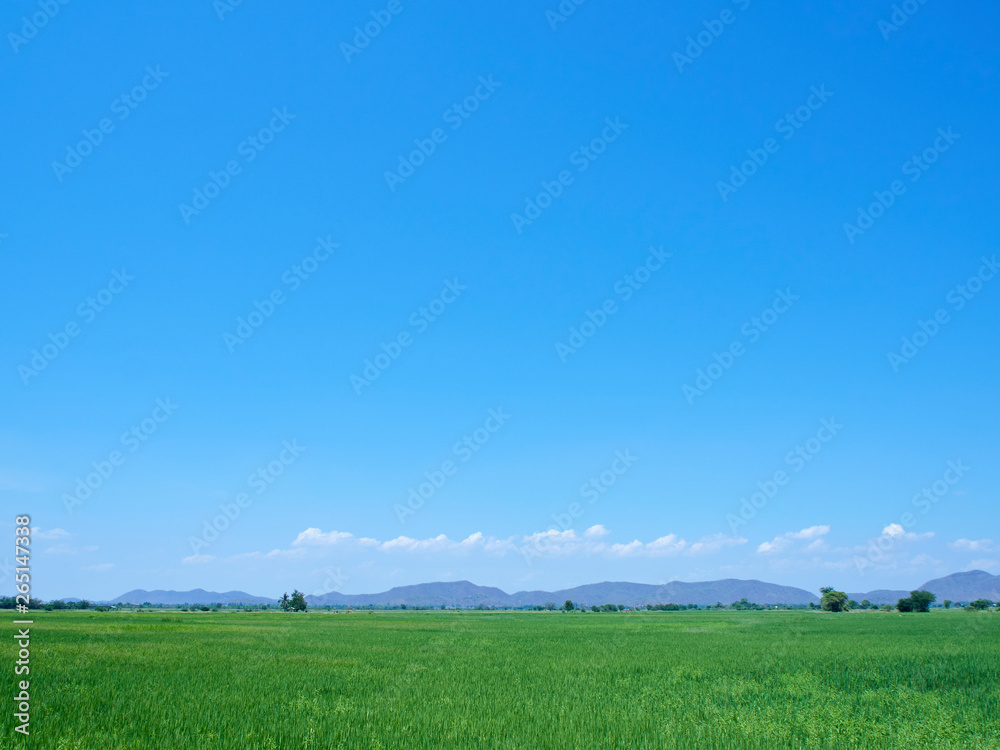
[3,609,999,749]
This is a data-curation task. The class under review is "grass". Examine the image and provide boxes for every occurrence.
[3,609,999,749]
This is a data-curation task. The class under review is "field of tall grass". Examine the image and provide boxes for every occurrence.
[3,609,999,749]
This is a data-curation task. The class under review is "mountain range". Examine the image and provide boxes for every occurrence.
[849,570,1000,605]
[104,570,1000,607]
[111,588,276,606]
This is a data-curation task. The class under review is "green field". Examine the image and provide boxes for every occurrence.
[4,609,999,749]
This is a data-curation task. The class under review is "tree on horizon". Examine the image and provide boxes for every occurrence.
[897,590,935,613]
[820,587,849,612]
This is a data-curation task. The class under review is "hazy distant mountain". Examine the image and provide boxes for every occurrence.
[110,571,1000,609]
[112,589,277,605]
[308,581,512,608]
[846,589,910,605]
[511,579,818,607]
[851,570,1000,605]
[308,578,819,608]
[917,570,1000,602]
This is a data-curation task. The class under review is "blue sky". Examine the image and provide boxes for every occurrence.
[2,0,998,601]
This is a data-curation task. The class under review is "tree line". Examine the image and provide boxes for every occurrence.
[817,587,995,612]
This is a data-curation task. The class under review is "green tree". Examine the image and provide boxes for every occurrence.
[847,599,859,610]
[289,590,307,612]
[820,587,849,612]
[860,599,871,610]
[279,592,291,611]
[563,599,575,611]
[544,602,555,611]
[898,590,935,613]
[910,590,935,612]
[943,600,952,609]
[966,599,992,611]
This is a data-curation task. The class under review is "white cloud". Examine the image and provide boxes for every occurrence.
[523,529,578,545]
[880,524,933,542]
[608,539,645,557]
[788,525,830,540]
[44,544,97,555]
[32,527,70,540]
[647,534,685,552]
[265,547,308,559]
[458,531,484,548]
[292,528,354,546]
[187,525,747,565]
[182,554,215,565]
[757,539,785,554]
[608,532,744,558]
[819,526,937,572]
[380,534,453,553]
[758,525,831,554]
[950,538,993,552]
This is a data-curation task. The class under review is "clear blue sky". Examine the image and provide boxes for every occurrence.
[2,0,998,601]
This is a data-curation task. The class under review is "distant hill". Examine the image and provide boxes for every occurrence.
[107,571,1000,609]
[917,570,1000,602]
[308,581,513,608]
[112,589,276,606]
[307,578,819,608]
[851,570,1000,605]
[511,579,818,607]
[846,589,910,605]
